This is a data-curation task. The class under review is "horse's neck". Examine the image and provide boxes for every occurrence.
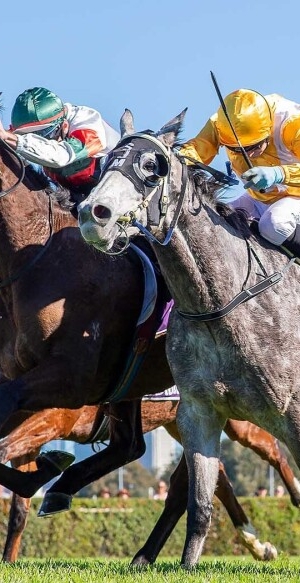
[0,190,50,250]
[0,179,74,284]
[153,201,252,314]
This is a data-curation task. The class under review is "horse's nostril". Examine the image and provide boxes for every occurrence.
[92,205,111,221]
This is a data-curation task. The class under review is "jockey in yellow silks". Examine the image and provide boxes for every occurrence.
[0,87,120,194]
[180,89,300,256]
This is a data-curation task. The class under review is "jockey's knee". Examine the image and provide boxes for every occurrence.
[259,198,300,245]
[258,212,297,246]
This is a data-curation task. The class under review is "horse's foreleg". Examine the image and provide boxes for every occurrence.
[38,400,145,516]
[2,493,31,562]
[216,461,277,560]
[133,417,277,565]
[2,455,38,563]
[0,450,74,499]
[177,400,223,569]
[225,419,300,507]
[0,409,82,465]
[132,452,188,565]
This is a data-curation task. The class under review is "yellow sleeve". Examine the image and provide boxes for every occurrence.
[180,115,220,164]
[280,115,300,187]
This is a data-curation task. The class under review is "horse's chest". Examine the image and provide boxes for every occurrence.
[166,319,233,385]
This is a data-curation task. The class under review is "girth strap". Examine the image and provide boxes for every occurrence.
[177,272,282,322]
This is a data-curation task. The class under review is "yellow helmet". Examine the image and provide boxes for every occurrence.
[215,89,272,147]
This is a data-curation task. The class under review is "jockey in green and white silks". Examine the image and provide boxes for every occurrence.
[8,87,120,193]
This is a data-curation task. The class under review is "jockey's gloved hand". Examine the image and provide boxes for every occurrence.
[242,166,284,191]
[214,162,239,202]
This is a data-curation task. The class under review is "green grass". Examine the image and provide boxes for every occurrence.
[1,557,300,583]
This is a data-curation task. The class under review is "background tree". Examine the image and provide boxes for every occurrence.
[220,438,298,495]
[78,460,157,498]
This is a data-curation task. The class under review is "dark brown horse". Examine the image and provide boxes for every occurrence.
[0,139,168,466]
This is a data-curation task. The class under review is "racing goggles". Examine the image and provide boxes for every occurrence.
[35,123,63,140]
[225,138,269,153]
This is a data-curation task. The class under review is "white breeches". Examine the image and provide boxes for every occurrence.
[231,192,300,245]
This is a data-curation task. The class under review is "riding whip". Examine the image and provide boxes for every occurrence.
[210,71,253,169]
[210,71,265,193]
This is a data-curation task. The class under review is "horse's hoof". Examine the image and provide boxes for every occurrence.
[262,542,278,561]
[131,554,151,567]
[37,492,72,517]
[36,451,75,474]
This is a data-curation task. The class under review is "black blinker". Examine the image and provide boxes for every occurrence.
[156,154,169,177]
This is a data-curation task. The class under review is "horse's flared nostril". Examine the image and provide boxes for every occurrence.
[92,204,111,223]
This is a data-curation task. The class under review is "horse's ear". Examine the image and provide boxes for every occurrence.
[120,109,135,137]
[157,108,187,146]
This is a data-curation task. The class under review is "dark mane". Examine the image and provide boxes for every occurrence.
[191,168,252,239]
[215,202,253,239]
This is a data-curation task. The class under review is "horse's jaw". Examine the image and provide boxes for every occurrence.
[79,216,118,251]
[78,201,143,252]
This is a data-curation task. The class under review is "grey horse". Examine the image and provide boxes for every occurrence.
[78,109,300,569]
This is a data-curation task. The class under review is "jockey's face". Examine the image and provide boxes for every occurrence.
[226,138,269,159]
[35,119,69,142]
[247,139,269,159]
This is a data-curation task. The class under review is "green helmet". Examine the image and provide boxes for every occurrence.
[11,87,66,136]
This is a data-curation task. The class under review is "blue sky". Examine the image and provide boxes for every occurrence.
[2,0,299,188]
[2,1,293,455]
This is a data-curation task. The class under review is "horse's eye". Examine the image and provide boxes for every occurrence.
[143,160,157,173]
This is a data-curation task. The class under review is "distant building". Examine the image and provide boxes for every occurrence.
[45,439,97,463]
[46,426,182,476]
[140,427,182,474]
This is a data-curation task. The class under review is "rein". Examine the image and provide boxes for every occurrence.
[0,140,54,289]
[132,161,188,247]
[0,138,25,197]
[178,271,283,321]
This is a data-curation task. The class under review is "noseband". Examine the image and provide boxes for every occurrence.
[100,132,189,246]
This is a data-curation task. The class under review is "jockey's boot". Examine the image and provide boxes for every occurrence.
[282,225,300,258]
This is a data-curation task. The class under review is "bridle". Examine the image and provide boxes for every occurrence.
[98,132,184,248]
[0,139,54,289]
[98,131,236,248]
[97,131,294,321]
